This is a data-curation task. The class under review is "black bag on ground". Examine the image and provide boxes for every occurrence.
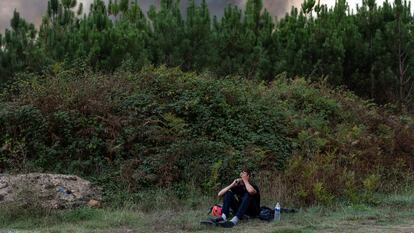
[258,206,274,221]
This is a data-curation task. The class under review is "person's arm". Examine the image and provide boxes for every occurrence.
[241,172,257,195]
[217,178,241,197]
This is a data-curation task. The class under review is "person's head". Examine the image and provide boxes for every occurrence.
[240,168,251,178]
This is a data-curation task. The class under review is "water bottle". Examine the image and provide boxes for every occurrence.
[274,202,281,221]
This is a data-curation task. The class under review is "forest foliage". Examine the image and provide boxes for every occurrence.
[1,0,414,205]
[0,0,414,109]
[1,67,413,205]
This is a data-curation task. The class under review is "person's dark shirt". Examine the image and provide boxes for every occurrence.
[230,182,260,207]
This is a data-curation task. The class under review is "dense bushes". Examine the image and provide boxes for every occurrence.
[1,67,413,205]
[2,0,414,108]
[275,80,414,204]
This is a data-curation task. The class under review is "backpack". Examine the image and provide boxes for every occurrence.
[208,204,222,217]
[258,206,274,221]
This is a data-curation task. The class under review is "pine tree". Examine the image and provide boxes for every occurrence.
[182,0,213,71]
[391,0,414,109]
[148,0,185,67]
[212,5,245,76]
[119,0,129,13]
[1,10,44,82]
[243,0,274,79]
[0,0,413,110]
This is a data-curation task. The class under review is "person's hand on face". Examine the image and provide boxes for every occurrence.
[231,178,243,187]
[240,171,249,182]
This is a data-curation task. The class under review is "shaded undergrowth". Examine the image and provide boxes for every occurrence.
[0,67,413,205]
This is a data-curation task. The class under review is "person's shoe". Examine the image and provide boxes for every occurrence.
[219,220,235,228]
[200,219,215,226]
[200,217,225,226]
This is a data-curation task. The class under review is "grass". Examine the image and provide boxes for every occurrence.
[1,191,414,233]
[0,207,144,233]
[269,193,414,233]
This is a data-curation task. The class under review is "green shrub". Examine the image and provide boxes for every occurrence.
[1,67,413,205]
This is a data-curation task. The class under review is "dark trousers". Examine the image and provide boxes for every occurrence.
[222,191,260,219]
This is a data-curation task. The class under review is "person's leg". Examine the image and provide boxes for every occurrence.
[223,193,253,225]
[234,192,252,219]
[219,192,252,227]
[246,196,260,217]
[221,191,239,220]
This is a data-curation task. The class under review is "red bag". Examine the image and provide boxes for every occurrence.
[209,204,222,217]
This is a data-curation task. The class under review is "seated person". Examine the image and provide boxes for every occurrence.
[215,169,260,228]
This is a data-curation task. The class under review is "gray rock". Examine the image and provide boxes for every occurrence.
[0,173,102,209]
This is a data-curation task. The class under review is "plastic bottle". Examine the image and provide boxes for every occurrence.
[274,202,281,221]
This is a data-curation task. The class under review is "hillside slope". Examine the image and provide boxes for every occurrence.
[1,67,413,204]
